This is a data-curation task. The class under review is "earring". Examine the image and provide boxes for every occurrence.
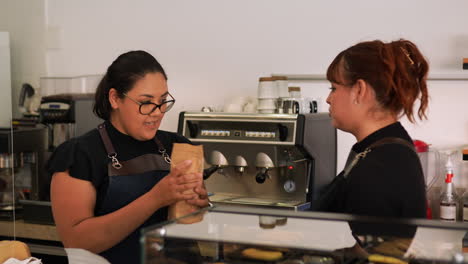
[354,100,359,105]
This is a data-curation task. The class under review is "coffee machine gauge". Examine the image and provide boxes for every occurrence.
[284,180,296,193]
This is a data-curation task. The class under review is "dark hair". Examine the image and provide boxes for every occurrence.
[93,50,168,120]
[326,39,429,123]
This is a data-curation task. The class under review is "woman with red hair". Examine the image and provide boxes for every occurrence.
[317,39,429,220]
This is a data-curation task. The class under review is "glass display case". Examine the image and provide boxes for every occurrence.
[141,205,468,264]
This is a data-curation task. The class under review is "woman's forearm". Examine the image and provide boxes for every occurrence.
[58,188,162,253]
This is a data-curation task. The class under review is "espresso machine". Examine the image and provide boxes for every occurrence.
[178,112,336,210]
[0,126,48,219]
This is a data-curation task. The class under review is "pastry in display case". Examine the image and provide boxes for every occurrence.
[141,205,468,264]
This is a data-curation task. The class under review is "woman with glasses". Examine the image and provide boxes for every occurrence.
[48,50,208,264]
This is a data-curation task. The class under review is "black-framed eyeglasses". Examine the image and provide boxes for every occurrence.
[123,92,176,115]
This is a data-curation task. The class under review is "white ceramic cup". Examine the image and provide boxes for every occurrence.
[257,98,277,109]
[298,98,318,114]
[276,79,289,98]
[258,80,278,99]
[229,96,249,106]
[223,103,243,113]
[243,102,257,113]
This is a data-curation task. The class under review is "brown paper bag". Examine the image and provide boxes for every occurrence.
[168,143,204,224]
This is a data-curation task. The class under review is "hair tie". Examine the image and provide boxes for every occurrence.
[400,47,415,65]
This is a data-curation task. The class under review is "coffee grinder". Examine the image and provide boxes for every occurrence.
[40,93,101,150]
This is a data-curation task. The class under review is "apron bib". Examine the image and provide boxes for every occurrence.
[96,123,170,264]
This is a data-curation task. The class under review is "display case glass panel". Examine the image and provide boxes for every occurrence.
[141,205,468,264]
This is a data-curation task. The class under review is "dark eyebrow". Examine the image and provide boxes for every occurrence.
[138,91,169,99]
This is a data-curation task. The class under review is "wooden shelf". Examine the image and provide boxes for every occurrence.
[273,72,468,81]
[428,72,468,80]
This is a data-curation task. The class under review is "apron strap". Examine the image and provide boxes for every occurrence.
[343,137,416,178]
[367,137,415,152]
[97,123,122,169]
[97,123,116,155]
[153,137,171,164]
[97,122,171,168]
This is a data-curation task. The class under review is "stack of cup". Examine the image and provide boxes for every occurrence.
[274,76,289,114]
[288,86,302,98]
[273,76,289,98]
[257,77,277,114]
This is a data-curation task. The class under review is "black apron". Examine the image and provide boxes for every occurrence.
[312,137,417,213]
[96,123,171,264]
[311,149,357,212]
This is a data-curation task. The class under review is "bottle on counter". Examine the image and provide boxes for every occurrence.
[462,147,468,221]
[440,156,459,222]
[462,190,468,222]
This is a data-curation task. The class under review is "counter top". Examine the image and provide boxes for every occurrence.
[0,219,60,242]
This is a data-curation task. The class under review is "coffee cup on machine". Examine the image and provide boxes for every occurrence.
[281,98,300,114]
[299,98,318,114]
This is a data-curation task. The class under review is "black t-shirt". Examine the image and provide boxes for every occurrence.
[47,121,191,212]
[334,122,426,219]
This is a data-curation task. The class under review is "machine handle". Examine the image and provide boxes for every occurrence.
[203,165,220,180]
[255,168,269,184]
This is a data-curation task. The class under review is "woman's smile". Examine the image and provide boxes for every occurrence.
[143,120,160,129]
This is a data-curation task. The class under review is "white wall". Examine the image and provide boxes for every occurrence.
[2,0,468,171]
[0,0,46,119]
[0,32,12,127]
[43,0,468,171]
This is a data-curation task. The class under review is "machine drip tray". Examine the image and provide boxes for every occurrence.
[210,193,310,210]
[230,197,302,206]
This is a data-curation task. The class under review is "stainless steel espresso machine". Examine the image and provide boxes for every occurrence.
[40,93,101,150]
[178,112,336,210]
[0,126,48,219]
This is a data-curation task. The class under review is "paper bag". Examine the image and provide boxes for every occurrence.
[168,143,204,224]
